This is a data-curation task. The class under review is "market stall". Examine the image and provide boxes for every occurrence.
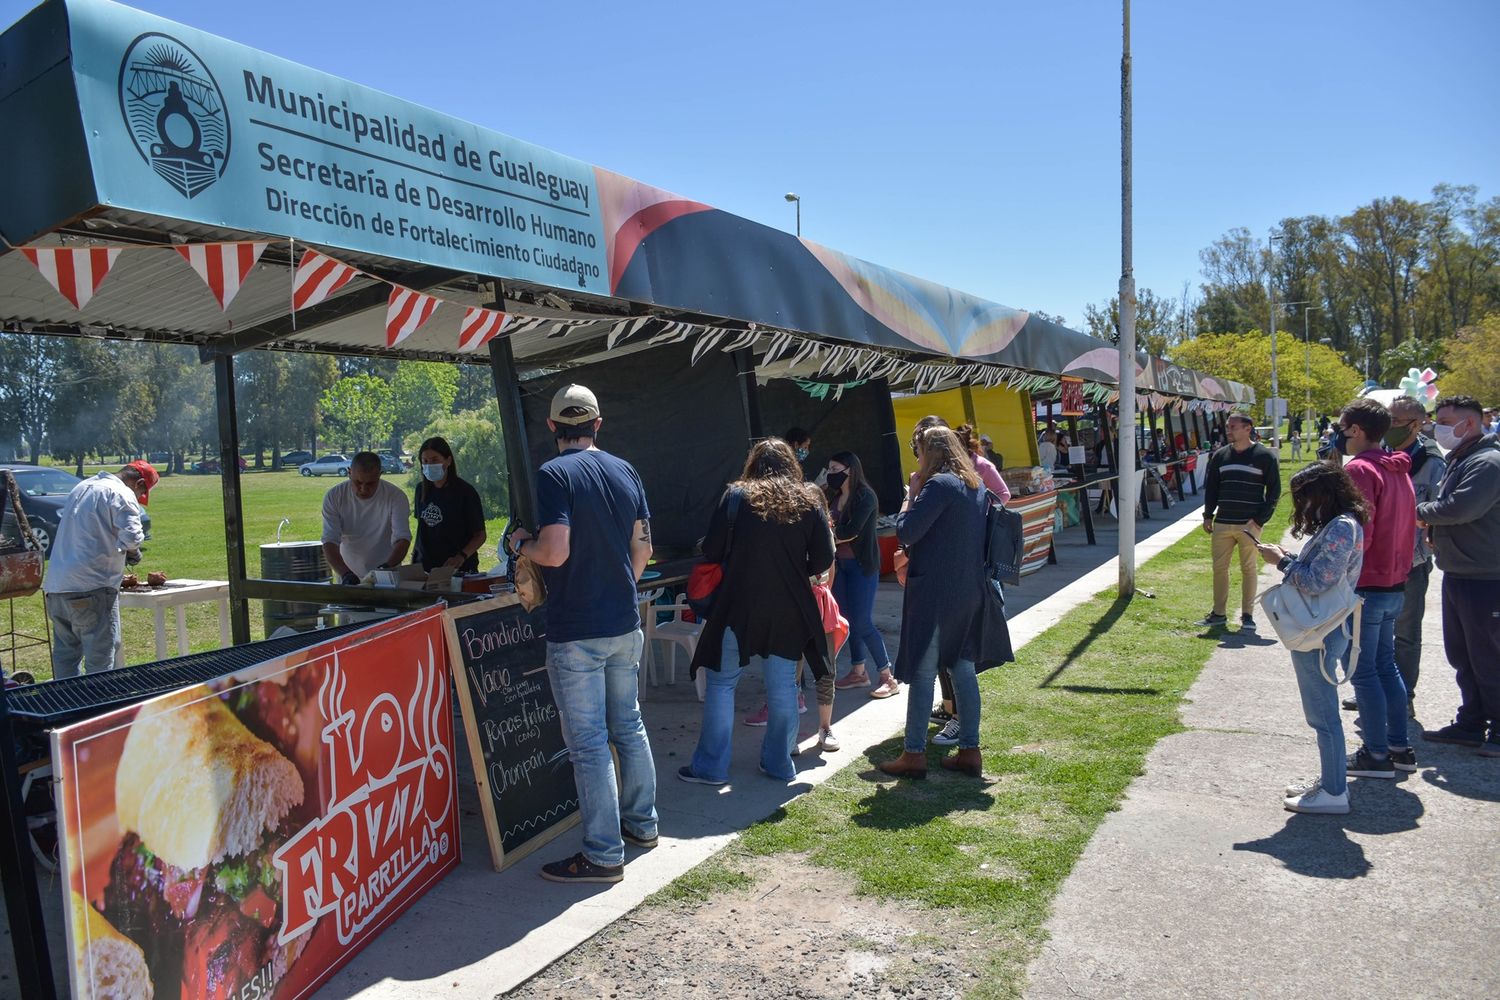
[0,1,1256,994]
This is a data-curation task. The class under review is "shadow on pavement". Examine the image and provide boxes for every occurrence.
[1037,595,1134,687]
[1231,782,1425,879]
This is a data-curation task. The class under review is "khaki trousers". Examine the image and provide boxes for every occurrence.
[1211,520,1259,617]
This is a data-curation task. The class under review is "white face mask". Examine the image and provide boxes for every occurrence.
[1434,422,1466,452]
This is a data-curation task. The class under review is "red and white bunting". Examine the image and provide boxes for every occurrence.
[386,286,440,347]
[175,242,268,310]
[456,306,508,352]
[291,249,360,312]
[20,247,122,310]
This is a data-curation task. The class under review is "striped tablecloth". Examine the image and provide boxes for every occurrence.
[1006,489,1058,577]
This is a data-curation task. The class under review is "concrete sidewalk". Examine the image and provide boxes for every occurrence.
[1025,551,1500,1000]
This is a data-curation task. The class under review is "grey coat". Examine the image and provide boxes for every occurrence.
[893,473,1014,682]
[1417,433,1500,580]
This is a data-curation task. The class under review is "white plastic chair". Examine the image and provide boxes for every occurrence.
[645,602,702,690]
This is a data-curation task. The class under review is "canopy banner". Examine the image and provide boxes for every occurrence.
[51,606,459,1000]
[0,0,1254,403]
[1059,375,1085,416]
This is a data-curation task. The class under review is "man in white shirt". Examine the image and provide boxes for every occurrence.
[321,451,412,584]
[42,460,156,678]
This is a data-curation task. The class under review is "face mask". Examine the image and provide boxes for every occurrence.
[825,471,848,491]
[1329,428,1348,456]
[1383,423,1415,449]
[1434,423,1464,452]
[795,447,809,462]
[422,463,446,482]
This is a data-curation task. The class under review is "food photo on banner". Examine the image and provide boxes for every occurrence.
[50,606,461,1000]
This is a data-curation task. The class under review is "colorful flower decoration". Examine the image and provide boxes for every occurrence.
[1398,367,1439,408]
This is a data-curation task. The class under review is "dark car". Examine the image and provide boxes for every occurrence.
[0,465,152,558]
[377,453,407,474]
[282,450,314,467]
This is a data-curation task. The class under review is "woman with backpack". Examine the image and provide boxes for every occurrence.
[879,427,1013,781]
[679,439,835,785]
[1254,463,1369,815]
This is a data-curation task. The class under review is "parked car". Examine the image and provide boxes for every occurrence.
[377,453,407,474]
[299,454,351,477]
[281,450,314,467]
[0,465,151,558]
[147,451,170,463]
[191,459,221,475]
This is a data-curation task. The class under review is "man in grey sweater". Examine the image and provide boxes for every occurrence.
[1416,395,1500,755]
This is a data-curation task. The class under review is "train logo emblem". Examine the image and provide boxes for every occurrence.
[118,33,230,198]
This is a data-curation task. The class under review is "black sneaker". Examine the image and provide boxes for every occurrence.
[622,825,658,849]
[1387,747,1417,773]
[1422,723,1485,748]
[676,765,727,786]
[1341,698,1358,712]
[931,718,962,746]
[1480,734,1500,759]
[1347,746,1396,779]
[1196,612,1228,627]
[1239,614,1256,631]
[540,852,624,884]
[930,704,954,723]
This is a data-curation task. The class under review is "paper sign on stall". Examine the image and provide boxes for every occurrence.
[52,607,460,1000]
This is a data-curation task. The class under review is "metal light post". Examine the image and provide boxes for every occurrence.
[1268,231,1283,450]
[1301,304,1322,430]
[784,192,801,237]
[1117,0,1138,596]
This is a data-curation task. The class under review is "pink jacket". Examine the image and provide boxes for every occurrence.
[1345,448,1416,589]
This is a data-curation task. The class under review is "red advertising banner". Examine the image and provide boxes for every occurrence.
[1059,375,1085,417]
[52,607,460,1000]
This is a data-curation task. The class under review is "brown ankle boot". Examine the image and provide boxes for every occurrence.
[940,748,983,777]
[878,751,928,780]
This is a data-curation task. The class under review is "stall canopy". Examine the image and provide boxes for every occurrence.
[0,0,1254,408]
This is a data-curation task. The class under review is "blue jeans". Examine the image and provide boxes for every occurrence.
[546,630,657,867]
[903,646,981,753]
[833,558,891,671]
[44,588,122,679]
[1290,627,1351,796]
[1350,591,1408,755]
[691,630,798,781]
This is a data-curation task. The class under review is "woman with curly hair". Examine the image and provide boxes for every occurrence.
[1254,463,1369,814]
[680,439,836,785]
[880,427,1013,780]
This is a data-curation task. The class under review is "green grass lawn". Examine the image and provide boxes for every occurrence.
[5,466,509,679]
[652,468,1298,999]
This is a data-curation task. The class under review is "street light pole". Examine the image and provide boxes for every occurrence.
[1117,0,1138,597]
[1268,231,1282,451]
[784,192,801,237]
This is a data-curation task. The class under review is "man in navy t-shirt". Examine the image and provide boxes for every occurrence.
[509,384,657,883]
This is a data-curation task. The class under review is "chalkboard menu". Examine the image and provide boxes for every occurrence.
[443,595,579,870]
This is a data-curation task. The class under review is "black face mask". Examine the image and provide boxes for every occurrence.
[825,471,848,491]
[1330,428,1349,456]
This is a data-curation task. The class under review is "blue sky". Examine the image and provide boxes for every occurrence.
[23,0,1500,329]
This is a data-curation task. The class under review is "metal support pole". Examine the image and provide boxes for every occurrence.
[1269,232,1280,451]
[487,334,538,531]
[214,353,251,644]
[732,347,764,440]
[1117,0,1138,595]
[960,385,979,428]
[0,685,56,999]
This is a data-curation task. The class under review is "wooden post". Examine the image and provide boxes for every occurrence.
[487,334,538,530]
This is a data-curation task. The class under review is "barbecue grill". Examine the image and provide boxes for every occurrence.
[6,620,371,733]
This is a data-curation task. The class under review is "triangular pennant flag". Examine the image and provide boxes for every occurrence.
[292,249,360,312]
[457,306,508,352]
[386,285,440,347]
[20,246,121,310]
[175,242,268,310]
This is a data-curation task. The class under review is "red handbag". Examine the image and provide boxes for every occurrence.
[685,490,742,619]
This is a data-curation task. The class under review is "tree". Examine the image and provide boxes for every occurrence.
[391,361,458,451]
[453,362,495,413]
[1170,330,1363,418]
[138,344,215,474]
[1084,287,1180,355]
[403,409,509,522]
[320,374,394,451]
[0,332,65,464]
[1442,314,1500,405]
[1378,337,1445,388]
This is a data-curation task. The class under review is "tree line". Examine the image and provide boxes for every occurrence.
[1074,183,1500,407]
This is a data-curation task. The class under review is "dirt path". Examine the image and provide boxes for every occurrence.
[505,854,990,999]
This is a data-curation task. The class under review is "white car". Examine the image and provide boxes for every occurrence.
[298,454,352,477]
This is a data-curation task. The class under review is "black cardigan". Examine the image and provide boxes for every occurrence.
[689,490,835,676]
[833,485,880,577]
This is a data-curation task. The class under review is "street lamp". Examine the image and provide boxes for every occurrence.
[784,192,801,237]
[1268,231,1283,449]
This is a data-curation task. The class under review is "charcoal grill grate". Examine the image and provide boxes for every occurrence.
[8,622,371,729]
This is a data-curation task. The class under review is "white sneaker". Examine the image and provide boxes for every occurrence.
[1283,787,1349,814]
[818,728,841,752]
[1284,777,1322,797]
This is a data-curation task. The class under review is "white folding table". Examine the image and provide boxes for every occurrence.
[117,578,232,661]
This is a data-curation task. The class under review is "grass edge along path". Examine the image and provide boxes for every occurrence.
[648,468,1296,999]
